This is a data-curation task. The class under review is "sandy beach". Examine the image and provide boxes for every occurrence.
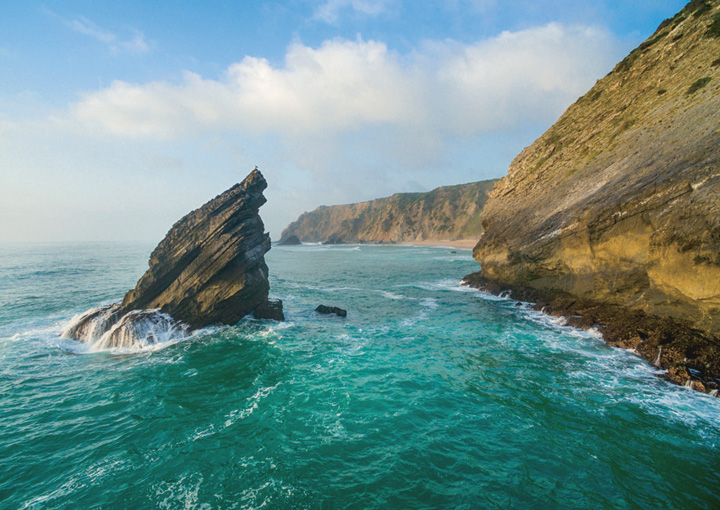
[399,239,477,249]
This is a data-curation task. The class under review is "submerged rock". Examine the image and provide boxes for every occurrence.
[315,305,347,317]
[61,303,122,342]
[62,168,282,348]
[61,306,187,350]
[94,309,188,350]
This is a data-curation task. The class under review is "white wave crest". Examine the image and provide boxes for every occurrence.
[60,303,122,343]
[61,305,190,352]
[378,290,406,300]
[90,310,189,351]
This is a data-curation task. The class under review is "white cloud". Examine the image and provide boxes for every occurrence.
[2,23,624,241]
[69,23,618,145]
[315,0,393,23]
[51,12,150,55]
[69,16,115,43]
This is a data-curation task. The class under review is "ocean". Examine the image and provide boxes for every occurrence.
[0,242,718,509]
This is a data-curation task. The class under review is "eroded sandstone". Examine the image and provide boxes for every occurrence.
[469,0,720,391]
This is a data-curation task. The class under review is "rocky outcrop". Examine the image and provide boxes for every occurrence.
[121,169,272,328]
[253,299,285,321]
[62,168,280,348]
[468,0,720,391]
[277,235,301,246]
[280,179,497,244]
[315,305,347,317]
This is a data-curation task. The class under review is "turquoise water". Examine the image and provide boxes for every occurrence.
[1,242,719,509]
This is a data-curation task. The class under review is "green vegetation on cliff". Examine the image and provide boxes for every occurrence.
[280,179,497,244]
[470,0,720,391]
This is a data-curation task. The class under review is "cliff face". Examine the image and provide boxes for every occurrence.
[473,0,720,335]
[280,180,497,244]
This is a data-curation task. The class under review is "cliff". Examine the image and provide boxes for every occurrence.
[280,179,497,244]
[62,168,282,349]
[467,0,720,391]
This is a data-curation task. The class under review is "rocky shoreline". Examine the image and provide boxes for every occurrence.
[462,272,720,396]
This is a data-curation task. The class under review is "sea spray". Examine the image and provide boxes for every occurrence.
[62,305,188,350]
[61,303,122,342]
[91,309,188,350]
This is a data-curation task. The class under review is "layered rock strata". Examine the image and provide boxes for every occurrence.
[468,0,720,391]
[280,179,497,244]
[62,168,280,348]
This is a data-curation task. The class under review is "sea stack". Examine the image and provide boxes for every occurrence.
[62,168,282,348]
[465,1,720,390]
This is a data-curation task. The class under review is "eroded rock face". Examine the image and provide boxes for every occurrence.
[62,168,280,348]
[277,235,301,246]
[280,179,497,244]
[473,1,720,334]
[122,169,272,329]
[469,1,720,391]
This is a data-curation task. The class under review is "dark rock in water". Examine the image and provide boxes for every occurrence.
[278,235,301,246]
[253,299,285,321]
[62,168,281,348]
[122,169,272,329]
[315,305,347,317]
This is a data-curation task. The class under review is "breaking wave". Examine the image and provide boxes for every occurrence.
[61,305,189,352]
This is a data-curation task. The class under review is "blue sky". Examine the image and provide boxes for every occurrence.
[0,0,688,242]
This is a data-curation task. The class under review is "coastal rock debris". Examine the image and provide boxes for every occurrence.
[315,305,347,317]
[253,299,285,321]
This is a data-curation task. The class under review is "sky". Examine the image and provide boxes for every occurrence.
[0,0,689,242]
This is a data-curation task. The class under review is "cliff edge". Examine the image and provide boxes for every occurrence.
[468,0,720,391]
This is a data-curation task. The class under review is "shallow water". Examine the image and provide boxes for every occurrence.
[0,242,718,509]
